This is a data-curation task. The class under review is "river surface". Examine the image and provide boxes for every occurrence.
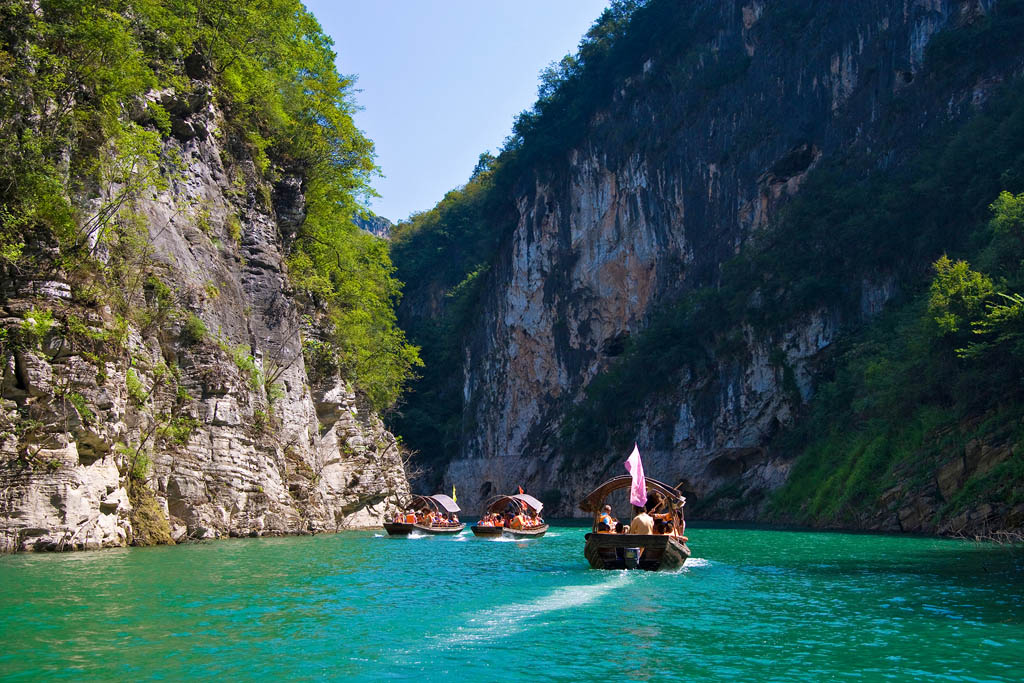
[0,523,1021,681]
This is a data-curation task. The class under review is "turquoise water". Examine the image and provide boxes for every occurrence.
[0,523,1022,681]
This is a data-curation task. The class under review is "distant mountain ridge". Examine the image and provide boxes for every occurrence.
[354,213,392,239]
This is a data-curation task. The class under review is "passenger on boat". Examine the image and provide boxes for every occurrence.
[629,502,656,535]
[405,511,416,524]
[510,511,525,530]
[452,513,460,525]
[596,521,611,533]
[599,504,617,528]
[614,521,625,534]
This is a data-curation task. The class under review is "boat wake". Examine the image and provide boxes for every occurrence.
[488,534,538,543]
[443,573,632,644]
[660,557,711,574]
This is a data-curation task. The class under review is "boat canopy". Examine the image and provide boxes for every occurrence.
[513,493,543,512]
[483,493,544,513]
[406,494,461,513]
[578,476,683,513]
[428,493,461,513]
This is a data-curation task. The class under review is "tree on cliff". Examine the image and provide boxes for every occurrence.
[0,0,419,412]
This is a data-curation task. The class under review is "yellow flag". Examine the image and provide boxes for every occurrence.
[452,485,457,503]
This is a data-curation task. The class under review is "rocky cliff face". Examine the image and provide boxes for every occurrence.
[440,0,1018,526]
[0,90,409,552]
[354,214,393,240]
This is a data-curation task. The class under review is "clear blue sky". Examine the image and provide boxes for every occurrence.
[304,0,610,223]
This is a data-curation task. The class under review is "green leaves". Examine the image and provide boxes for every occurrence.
[989,190,1024,239]
[0,0,417,415]
[928,256,994,336]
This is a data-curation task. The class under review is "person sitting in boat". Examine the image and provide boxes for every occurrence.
[405,510,416,524]
[451,513,460,525]
[510,511,526,530]
[596,521,612,533]
[614,521,626,534]
[629,501,656,535]
[599,504,616,528]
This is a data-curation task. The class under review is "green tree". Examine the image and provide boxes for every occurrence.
[928,256,994,336]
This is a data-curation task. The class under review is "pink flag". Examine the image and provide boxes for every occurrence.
[624,443,647,508]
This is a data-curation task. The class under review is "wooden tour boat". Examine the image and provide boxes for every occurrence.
[471,493,549,538]
[383,494,466,536]
[579,476,690,571]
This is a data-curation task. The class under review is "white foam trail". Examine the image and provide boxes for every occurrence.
[488,534,538,543]
[443,573,632,645]
[373,533,384,538]
[686,557,711,568]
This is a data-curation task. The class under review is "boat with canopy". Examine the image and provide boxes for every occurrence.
[471,493,548,538]
[579,476,690,570]
[383,494,465,536]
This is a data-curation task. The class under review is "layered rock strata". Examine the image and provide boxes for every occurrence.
[440,0,1017,534]
[0,91,408,552]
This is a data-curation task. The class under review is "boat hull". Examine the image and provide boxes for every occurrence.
[584,533,690,571]
[383,522,466,536]
[471,525,503,537]
[417,523,466,535]
[502,524,549,539]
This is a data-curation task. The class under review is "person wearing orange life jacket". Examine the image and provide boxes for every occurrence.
[598,504,616,529]
[509,510,525,530]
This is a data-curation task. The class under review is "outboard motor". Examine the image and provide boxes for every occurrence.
[623,547,641,570]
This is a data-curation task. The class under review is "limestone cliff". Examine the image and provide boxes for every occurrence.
[0,89,409,552]
[394,0,1023,535]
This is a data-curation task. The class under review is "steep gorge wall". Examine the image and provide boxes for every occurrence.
[0,91,409,552]
[441,0,1018,525]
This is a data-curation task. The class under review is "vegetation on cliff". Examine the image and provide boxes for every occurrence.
[0,0,419,415]
[389,0,1024,527]
[389,0,728,476]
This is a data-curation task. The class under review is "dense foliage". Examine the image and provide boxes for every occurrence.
[0,0,418,411]
[390,0,1024,521]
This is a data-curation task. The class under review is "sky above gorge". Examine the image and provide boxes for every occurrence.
[305,0,610,223]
